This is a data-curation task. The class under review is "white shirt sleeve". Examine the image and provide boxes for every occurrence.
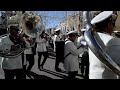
[0,37,11,52]
[36,37,46,44]
[106,38,120,64]
[23,37,31,48]
[0,38,2,46]
[77,36,84,47]
[54,35,60,42]
[67,41,84,56]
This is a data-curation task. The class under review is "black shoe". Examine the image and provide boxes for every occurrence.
[40,65,43,70]
[55,68,62,72]
[38,67,42,71]
[81,73,84,77]
[27,74,34,79]
[84,75,89,79]
[38,65,43,71]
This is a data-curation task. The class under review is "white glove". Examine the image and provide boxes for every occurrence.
[81,41,87,46]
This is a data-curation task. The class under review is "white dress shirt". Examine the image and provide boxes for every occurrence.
[53,35,60,52]
[36,37,48,52]
[24,39,33,54]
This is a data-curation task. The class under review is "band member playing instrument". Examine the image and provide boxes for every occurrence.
[0,25,24,79]
[53,29,63,72]
[89,11,120,79]
[64,30,84,79]
[24,34,37,79]
[77,29,89,79]
[36,30,49,70]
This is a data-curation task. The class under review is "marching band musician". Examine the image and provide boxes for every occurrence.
[77,29,89,79]
[89,11,120,79]
[0,24,24,79]
[53,28,63,72]
[53,28,61,52]
[23,34,37,79]
[36,30,49,70]
[64,30,84,79]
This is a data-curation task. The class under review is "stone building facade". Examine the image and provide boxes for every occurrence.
[55,11,83,34]
[0,11,14,35]
[115,11,120,31]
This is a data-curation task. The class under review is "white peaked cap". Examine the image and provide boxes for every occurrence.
[113,31,119,33]
[54,28,60,32]
[67,30,78,35]
[81,28,86,32]
[8,24,19,28]
[91,11,113,25]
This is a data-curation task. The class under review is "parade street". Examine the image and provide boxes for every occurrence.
[0,53,84,79]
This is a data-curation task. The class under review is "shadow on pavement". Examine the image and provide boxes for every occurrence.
[29,71,53,79]
[39,68,68,79]
[41,69,84,79]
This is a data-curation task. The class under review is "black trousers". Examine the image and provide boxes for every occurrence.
[81,59,89,78]
[55,41,64,69]
[55,55,62,69]
[38,51,48,68]
[68,71,78,79]
[3,69,23,79]
[26,54,35,75]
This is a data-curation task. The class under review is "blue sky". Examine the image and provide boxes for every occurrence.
[0,11,78,29]
[36,11,78,29]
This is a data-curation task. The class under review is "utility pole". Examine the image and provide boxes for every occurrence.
[78,11,81,34]
[43,11,48,30]
[65,11,68,34]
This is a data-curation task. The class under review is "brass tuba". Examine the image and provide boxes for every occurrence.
[83,11,120,76]
[0,11,44,58]
[20,11,44,38]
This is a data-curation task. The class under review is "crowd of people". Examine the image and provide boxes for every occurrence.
[0,23,90,79]
[0,11,120,79]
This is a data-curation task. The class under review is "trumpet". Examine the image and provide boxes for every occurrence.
[0,11,44,58]
[20,11,44,38]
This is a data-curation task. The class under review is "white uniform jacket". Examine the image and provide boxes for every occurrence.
[0,35,22,70]
[36,37,48,52]
[64,38,84,72]
[53,35,60,52]
[89,32,120,79]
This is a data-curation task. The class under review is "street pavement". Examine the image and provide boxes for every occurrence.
[0,47,84,79]
[27,53,84,79]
